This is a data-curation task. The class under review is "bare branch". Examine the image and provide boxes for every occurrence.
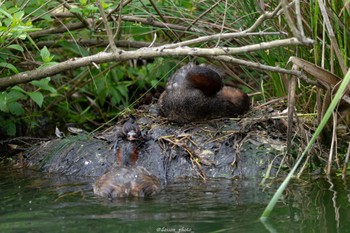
[29,15,200,38]
[244,3,282,33]
[317,0,347,75]
[165,31,288,49]
[29,21,88,38]
[281,0,312,45]
[113,0,124,44]
[215,0,228,47]
[281,0,300,40]
[0,37,303,90]
[294,0,305,38]
[176,0,221,40]
[56,0,91,29]
[96,0,119,52]
[148,0,179,41]
[212,55,302,76]
[36,39,159,49]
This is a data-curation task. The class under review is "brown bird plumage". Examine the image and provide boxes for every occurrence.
[158,63,250,123]
[93,142,161,198]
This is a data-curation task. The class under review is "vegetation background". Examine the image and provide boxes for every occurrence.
[0,0,349,164]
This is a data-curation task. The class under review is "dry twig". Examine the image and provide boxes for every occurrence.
[0,37,305,90]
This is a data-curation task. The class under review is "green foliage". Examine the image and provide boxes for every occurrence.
[0,7,37,40]
[0,5,37,75]
[0,0,348,138]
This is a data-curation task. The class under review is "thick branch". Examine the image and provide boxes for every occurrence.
[36,39,159,49]
[0,37,304,90]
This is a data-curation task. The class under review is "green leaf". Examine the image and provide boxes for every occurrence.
[7,89,26,101]
[0,8,13,19]
[11,86,26,93]
[0,92,8,112]
[0,26,8,32]
[7,44,24,52]
[17,33,27,40]
[116,85,128,98]
[13,11,24,21]
[8,102,24,116]
[0,62,19,73]
[100,0,112,9]
[40,46,50,61]
[4,121,16,136]
[110,88,121,105]
[27,91,44,107]
[70,7,82,16]
[85,5,98,13]
[40,46,54,63]
[80,0,87,6]
[30,78,57,93]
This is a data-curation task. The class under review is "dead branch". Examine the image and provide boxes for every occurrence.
[29,15,201,39]
[164,31,289,50]
[212,55,302,76]
[245,3,282,33]
[29,21,88,38]
[36,39,159,49]
[2,2,315,91]
[0,37,305,90]
[56,0,91,29]
[96,0,119,52]
[317,0,347,75]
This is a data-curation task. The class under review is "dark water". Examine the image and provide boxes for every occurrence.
[1,167,350,233]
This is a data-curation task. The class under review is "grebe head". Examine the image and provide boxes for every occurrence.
[186,65,223,96]
[122,122,141,141]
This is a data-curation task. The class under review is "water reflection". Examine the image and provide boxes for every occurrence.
[266,175,350,233]
[1,167,350,233]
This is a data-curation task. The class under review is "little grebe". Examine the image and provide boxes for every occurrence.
[158,63,250,123]
[93,142,161,198]
[120,120,142,141]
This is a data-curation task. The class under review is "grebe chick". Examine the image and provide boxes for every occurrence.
[93,142,161,198]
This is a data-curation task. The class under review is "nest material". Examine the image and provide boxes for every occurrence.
[24,101,298,184]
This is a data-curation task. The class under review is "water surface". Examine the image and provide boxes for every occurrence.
[1,167,350,233]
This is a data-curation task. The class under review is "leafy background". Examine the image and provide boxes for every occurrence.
[0,0,348,139]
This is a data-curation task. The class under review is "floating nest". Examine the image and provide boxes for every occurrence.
[23,99,302,185]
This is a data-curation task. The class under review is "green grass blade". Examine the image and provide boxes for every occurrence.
[260,68,350,221]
